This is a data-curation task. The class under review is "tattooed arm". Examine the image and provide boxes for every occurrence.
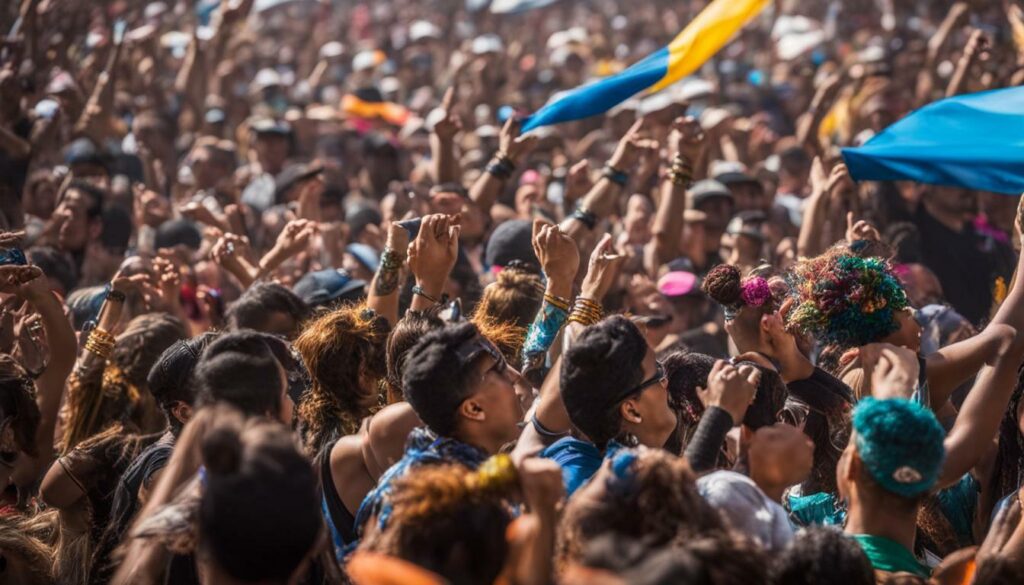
[367,223,409,327]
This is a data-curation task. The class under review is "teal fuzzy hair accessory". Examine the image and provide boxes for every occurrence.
[852,398,945,498]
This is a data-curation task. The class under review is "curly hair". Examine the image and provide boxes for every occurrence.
[556,448,726,573]
[360,462,512,585]
[785,253,909,348]
[294,304,388,456]
[474,267,544,331]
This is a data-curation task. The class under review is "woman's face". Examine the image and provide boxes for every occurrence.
[882,309,922,353]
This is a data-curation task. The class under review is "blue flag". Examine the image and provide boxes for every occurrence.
[842,86,1024,195]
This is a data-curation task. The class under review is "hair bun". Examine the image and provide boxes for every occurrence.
[202,427,244,476]
[701,264,743,306]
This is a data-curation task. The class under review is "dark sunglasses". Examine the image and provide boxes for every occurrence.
[619,361,666,401]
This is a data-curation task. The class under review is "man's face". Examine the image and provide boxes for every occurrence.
[255,134,289,174]
[57,189,97,253]
[465,353,524,448]
[697,198,734,234]
[623,348,676,448]
[189,147,227,190]
[730,182,769,213]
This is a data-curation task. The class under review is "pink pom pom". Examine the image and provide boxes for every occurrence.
[740,277,771,307]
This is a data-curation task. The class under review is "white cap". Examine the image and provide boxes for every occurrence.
[319,41,344,60]
[409,20,441,42]
[380,77,402,95]
[676,78,715,102]
[144,2,168,20]
[352,50,381,72]
[700,107,732,131]
[547,27,587,51]
[639,92,675,116]
[472,34,504,55]
[709,159,748,177]
[252,68,282,91]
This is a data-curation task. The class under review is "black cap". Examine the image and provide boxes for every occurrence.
[689,179,734,208]
[485,219,538,270]
[292,268,366,307]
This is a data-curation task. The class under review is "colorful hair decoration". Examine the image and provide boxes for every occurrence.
[785,253,909,348]
[740,276,771,308]
[702,264,776,321]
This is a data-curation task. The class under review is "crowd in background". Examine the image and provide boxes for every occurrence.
[3,0,1024,584]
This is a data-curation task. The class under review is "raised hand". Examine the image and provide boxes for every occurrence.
[859,342,920,400]
[579,233,625,302]
[608,118,655,170]
[845,212,881,243]
[433,86,462,142]
[408,214,461,298]
[516,457,564,517]
[532,219,580,288]
[272,219,317,259]
[563,160,592,207]
[808,156,829,196]
[669,115,705,163]
[0,265,46,301]
[698,360,760,424]
[499,117,540,163]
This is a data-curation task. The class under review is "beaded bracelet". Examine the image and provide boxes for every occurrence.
[379,247,405,271]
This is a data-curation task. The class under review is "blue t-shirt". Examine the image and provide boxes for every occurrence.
[541,437,604,496]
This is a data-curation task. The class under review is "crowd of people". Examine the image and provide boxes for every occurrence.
[3,0,1024,583]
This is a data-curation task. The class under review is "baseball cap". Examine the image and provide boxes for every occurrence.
[292,269,367,307]
[658,271,700,298]
[250,117,292,135]
[346,243,380,273]
[472,34,504,55]
[697,471,794,551]
[689,179,734,208]
[409,20,441,42]
[484,219,538,271]
[852,397,945,498]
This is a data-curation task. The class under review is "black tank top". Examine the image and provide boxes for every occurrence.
[320,441,357,545]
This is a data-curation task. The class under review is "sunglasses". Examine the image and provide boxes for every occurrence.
[620,360,666,401]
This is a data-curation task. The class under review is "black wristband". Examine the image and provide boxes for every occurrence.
[601,164,629,187]
[570,207,597,230]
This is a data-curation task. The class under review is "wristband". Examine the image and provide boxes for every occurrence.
[602,164,629,187]
[569,207,597,230]
[104,283,126,303]
[531,414,569,439]
[412,284,444,305]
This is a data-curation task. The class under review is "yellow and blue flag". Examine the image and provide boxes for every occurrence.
[521,0,770,132]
